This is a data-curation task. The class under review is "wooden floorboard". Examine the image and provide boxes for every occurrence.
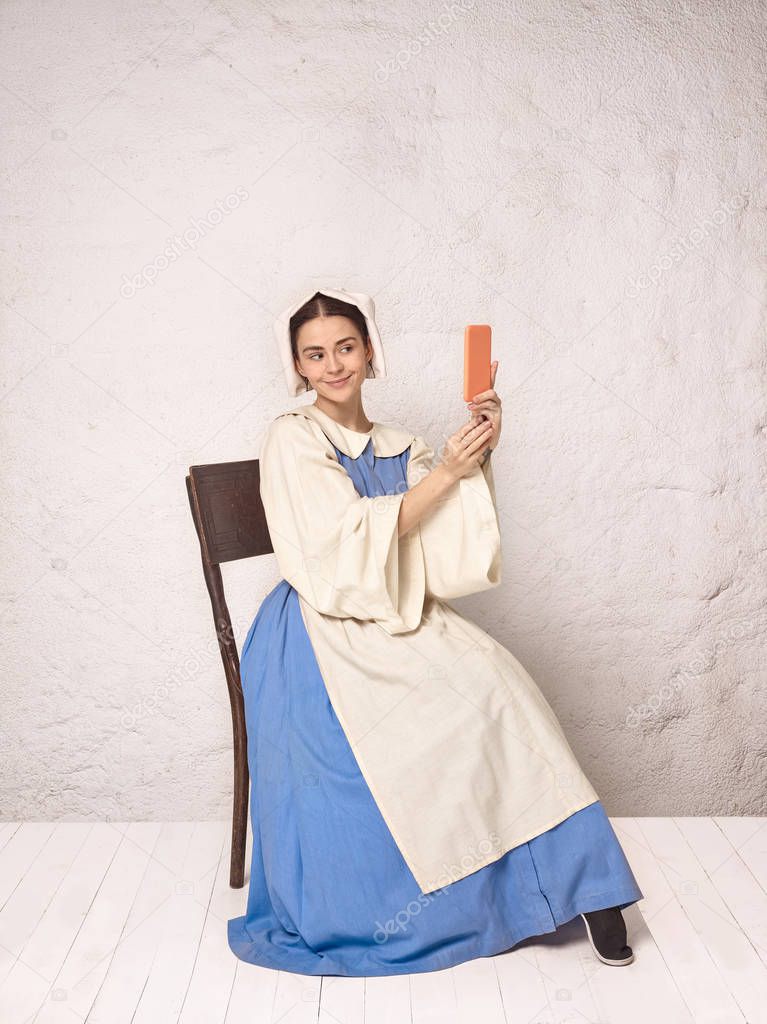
[0,817,763,1024]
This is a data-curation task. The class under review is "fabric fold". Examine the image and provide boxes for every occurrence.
[406,435,502,600]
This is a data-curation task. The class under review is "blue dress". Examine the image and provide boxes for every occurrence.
[227,439,643,977]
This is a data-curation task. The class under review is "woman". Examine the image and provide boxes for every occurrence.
[227,286,643,977]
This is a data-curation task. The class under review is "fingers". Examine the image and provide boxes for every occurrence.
[468,406,495,421]
[462,420,493,456]
[444,418,493,479]
[468,386,499,404]
[469,395,498,409]
[458,418,492,444]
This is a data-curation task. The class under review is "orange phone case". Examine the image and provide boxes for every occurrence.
[464,324,492,402]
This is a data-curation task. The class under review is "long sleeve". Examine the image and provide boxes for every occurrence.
[405,434,502,600]
[259,414,426,635]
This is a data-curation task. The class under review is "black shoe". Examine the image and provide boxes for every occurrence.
[580,907,634,966]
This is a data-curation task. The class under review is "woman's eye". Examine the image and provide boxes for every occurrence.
[309,345,354,360]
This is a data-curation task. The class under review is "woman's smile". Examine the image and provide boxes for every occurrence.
[324,374,352,388]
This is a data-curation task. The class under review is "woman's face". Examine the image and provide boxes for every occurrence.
[293,315,372,403]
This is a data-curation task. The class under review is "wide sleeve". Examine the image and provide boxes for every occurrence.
[259,414,426,635]
[405,434,502,600]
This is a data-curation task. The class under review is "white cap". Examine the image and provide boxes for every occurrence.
[273,286,388,397]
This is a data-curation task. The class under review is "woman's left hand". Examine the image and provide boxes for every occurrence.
[467,361,502,454]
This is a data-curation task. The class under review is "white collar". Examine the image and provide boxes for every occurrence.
[284,402,415,459]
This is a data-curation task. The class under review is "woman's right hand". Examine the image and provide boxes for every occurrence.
[440,416,494,482]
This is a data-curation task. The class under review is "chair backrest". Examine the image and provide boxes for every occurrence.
[186,459,273,565]
[186,458,273,675]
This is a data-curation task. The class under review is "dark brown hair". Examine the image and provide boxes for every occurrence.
[290,292,373,391]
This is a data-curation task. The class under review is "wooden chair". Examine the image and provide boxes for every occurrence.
[185,458,273,888]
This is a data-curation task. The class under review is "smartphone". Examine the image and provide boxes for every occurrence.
[464,324,491,403]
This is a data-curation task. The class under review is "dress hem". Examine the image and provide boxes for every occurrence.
[227,883,644,978]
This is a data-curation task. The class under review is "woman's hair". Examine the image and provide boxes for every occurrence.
[290,292,373,391]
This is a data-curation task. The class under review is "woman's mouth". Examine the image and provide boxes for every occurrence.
[324,374,352,389]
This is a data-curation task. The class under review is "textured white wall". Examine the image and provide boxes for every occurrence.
[2,0,765,820]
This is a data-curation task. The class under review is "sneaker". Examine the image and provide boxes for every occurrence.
[580,907,634,966]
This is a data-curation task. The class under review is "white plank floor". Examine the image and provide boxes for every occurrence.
[0,817,765,1024]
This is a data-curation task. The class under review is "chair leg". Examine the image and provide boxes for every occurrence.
[230,731,249,888]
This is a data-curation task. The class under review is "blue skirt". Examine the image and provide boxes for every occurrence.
[227,579,643,977]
